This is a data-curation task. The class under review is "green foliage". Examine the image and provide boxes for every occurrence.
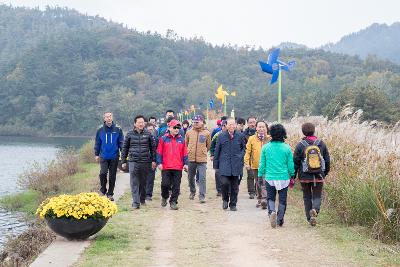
[1,5,400,136]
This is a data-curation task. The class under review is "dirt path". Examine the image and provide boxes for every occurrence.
[146,164,357,267]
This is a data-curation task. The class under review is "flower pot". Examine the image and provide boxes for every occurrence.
[45,217,108,240]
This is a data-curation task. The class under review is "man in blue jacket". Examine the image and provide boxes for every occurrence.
[94,112,124,201]
[213,118,246,211]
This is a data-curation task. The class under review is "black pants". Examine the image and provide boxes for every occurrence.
[301,182,323,221]
[215,170,222,193]
[247,169,256,195]
[129,162,151,205]
[221,175,239,207]
[161,170,182,204]
[266,183,288,224]
[99,158,118,196]
[146,169,156,198]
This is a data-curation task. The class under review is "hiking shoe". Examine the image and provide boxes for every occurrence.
[161,198,167,207]
[106,195,114,201]
[216,192,222,197]
[170,202,179,210]
[222,201,228,210]
[270,212,277,228]
[199,197,206,204]
[261,200,267,210]
[132,204,140,210]
[278,219,284,227]
[256,201,261,208]
[309,209,318,226]
[140,201,146,206]
[189,193,195,200]
[146,196,153,201]
[230,206,237,211]
[249,194,255,199]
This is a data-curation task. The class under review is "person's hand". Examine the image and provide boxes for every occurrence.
[158,164,163,171]
[245,165,250,170]
[152,162,157,170]
[289,177,295,189]
[183,165,188,172]
[210,156,214,161]
[95,156,100,163]
[257,176,264,186]
[122,163,127,170]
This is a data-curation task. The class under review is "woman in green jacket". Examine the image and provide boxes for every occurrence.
[258,124,295,228]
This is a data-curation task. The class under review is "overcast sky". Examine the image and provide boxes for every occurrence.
[4,0,400,48]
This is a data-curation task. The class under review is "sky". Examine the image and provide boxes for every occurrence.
[3,0,400,48]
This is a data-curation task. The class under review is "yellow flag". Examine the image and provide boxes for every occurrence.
[215,85,225,104]
[231,91,236,97]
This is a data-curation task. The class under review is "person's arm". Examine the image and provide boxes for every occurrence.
[258,146,267,178]
[183,141,189,167]
[185,131,190,147]
[287,147,295,178]
[94,128,101,157]
[156,137,164,166]
[293,143,302,178]
[322,141,330,176]
[120,133,130,164]
[149,133,156,162]
[118,128,124,152]
[244,138,252,168]
[206,131,211,151]
[213,135,222,170]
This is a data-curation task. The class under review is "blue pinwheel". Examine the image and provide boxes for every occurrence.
[259,48,295,122]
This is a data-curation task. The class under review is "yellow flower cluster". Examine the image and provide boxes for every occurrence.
[36,192,118,220]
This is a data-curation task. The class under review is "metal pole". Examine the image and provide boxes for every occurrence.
[278,67,282,123]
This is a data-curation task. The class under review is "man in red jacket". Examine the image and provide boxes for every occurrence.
[156,119,188,210]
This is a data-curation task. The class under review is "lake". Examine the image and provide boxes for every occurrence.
[0,136,89,249]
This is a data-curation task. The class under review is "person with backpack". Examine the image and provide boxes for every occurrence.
[244,120,270,208]
[258,124,295,228]
[293,122,330,226]
[156,119,188,210]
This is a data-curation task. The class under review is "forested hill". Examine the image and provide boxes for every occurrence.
[324,23,400,64]
[1,5,400,136]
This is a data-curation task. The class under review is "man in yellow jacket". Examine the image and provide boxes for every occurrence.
[185,115,211,203]
[244,121,270,208]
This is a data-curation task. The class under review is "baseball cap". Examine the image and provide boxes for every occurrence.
[168,119,181,127]
[192,115,204,122]
[216,119,222,126]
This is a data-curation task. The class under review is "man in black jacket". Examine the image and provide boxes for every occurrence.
[213,118,246,211]
[121,115,157,209]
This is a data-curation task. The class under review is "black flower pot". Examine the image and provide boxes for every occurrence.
[45,217,108,240]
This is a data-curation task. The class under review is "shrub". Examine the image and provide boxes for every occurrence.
[80,140,96,164]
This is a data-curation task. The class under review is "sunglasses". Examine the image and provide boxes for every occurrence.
[173,126,181,130]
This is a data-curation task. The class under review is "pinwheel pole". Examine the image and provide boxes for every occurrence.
[278,66,282,123]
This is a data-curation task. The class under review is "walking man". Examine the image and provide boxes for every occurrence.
[121,115,156,209]
[213,118,246,211]
[94,112,124,201]
[244,116,257,198]
[244,121,270,208]
[210,120,227,196]
[157,119,188,210]
[185,115,211,203]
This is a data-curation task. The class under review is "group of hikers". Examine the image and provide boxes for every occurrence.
[94,109,330,228]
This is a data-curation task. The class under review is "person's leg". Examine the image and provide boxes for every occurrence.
[170,170,182,204]
[99,158,110,195]
[277,187,288,226]
[197,163,207,201]
[187,162,197,198]
[301,183,313,221]
[138,163,150,204]
[247,169,255,198]
[311,183,323,214]
[255,170,262,207]
[161,170,171,202]
[129,162,140,208]
[229,176,239,208]
[215,170,222,195]
[265,182,277,215]
[220,175,230,204]
[106,159,118,197]
[146,169,156,199]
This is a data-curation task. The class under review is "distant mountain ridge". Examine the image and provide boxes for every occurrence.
[323,22,400,64]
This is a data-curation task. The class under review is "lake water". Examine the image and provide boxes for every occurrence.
[0,136,89,249]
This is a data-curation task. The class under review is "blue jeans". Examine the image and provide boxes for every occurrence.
[265,182,288,224]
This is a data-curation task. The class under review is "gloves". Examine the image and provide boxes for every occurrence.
[289,177,295,189]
